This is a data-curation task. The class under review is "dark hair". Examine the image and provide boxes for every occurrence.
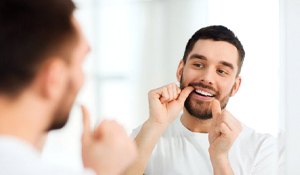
[0,0,76,96]
[182,25,245,75]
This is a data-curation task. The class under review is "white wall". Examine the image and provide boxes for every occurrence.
[283,0,300,174]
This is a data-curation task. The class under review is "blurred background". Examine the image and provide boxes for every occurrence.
[42,0,300,174]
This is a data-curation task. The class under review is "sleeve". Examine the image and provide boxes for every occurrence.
[251,135,279,175]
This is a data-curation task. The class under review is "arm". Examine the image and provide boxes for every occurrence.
[124,83,194,175]
[251,135,278,175]
[209,100,242,175]
[127,118,168,174]
[81,105,137,175]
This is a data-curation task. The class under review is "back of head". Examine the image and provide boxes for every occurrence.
[182,25,245,75]
[0,0,76,97]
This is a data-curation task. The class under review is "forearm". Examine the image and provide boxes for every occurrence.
[124,118,168,175]
[210,153,234,175]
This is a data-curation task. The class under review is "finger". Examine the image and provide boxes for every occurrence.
[171,83,181,100]
[167,84,174,100]
[225,111,242,132]
[81,105,92,143]
[148,85,168,100]
[165,83,179,101]
[95,120,128,141]
[218,115,233,132]
[217,122,231,135]
[173,85,181,100]
[219,110,241,132]
[160,87,170,103]
[177,86,194,105]
[211,99,221,120]
[94,120,121,137]
[93,120,106,140]
[176,85,181,95]
[208,126,220,144]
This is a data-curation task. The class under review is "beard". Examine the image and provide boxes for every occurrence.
[48,100,73,131]
[180,77,232,120]
[47,79,78,131]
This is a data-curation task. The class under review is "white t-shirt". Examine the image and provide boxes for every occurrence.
[132,117,278,175]
[0,136,96,175]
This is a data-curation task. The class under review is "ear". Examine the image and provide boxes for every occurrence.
[176,60,184,82]
[38,58,67,100]
[230,76,241,97]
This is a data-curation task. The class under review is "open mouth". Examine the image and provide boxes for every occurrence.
[194,89,215,97]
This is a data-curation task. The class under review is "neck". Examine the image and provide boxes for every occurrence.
[180,108,212,133]
[0,92,50,151]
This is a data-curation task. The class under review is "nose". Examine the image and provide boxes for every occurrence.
[200,68,215,85]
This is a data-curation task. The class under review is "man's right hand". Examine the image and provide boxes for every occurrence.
[81,105,137,175]
[147,83,194,126]
[123,83,193,175]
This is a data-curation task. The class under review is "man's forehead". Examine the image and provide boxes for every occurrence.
[188,39,239,65]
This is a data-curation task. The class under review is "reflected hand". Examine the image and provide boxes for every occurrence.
[81,105,137,175]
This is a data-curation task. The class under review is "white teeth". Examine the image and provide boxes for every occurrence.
[195,89,214,97]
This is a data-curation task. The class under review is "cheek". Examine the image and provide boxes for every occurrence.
[181,69,197,83]
[218,81,236,97]
[180,74,190,87]
[70,67,85,91]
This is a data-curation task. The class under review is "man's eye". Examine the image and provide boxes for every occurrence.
[193,63,204,68]
[217,69,228,76]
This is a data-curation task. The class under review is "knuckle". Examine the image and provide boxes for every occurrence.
[219,115,225,121]
[148,90,155,96]
[220,122,227,128]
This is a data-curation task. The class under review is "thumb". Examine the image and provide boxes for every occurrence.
[211,99,221,120]
[81,105,92,144]
[177,86,194,105]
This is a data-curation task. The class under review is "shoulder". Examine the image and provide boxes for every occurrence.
[0,136,95,175]
[237,125,277,149]
[231,125,278,173]
[234,125,277,157]
[229,125,279,174]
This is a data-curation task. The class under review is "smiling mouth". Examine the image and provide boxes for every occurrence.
[194,89,215,97]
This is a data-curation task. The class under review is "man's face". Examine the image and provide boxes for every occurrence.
[177,39,241,120]
[49,19,90,130]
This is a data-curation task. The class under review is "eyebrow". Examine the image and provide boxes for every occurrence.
[189,53,235,70]
[189,54,207,60]
[220,61,234,70]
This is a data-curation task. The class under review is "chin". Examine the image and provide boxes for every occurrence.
[47,112,70,131]
[184,100,213,120]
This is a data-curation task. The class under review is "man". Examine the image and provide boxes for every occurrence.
[0,0,136,175]
[125,26,277,174]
